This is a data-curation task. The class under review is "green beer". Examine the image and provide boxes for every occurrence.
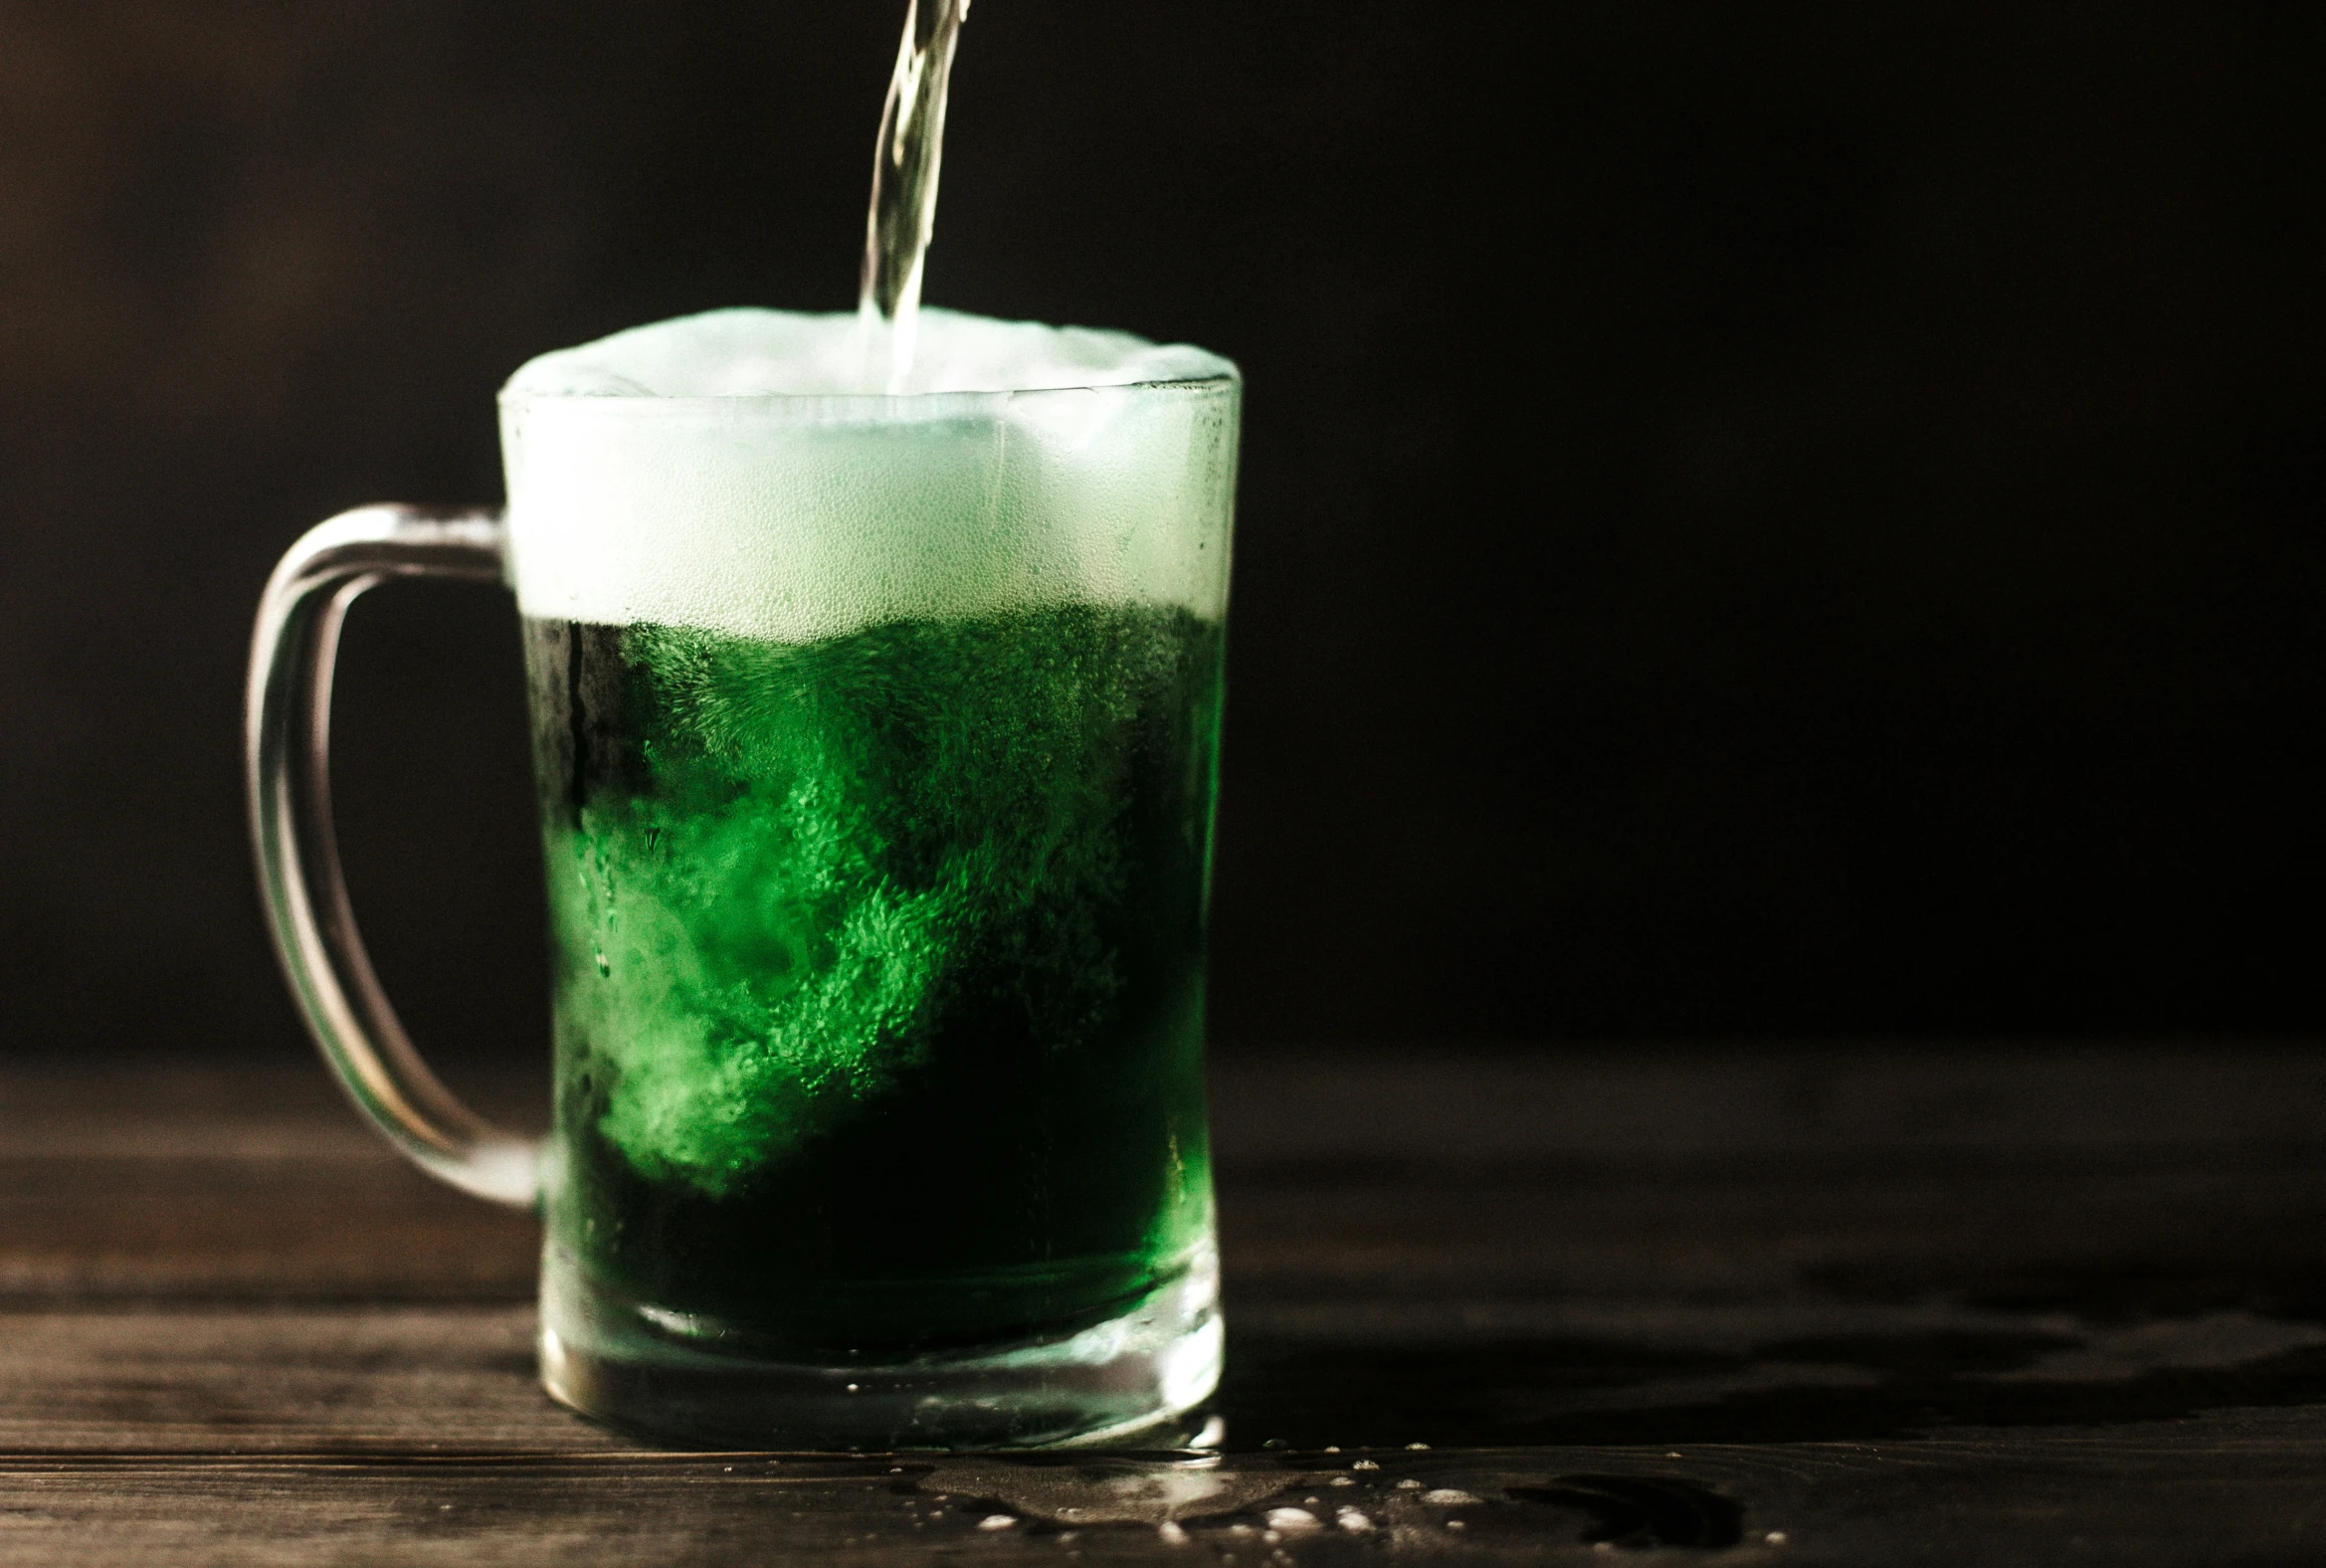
[502,306,1240,1445]
[249,2,1238,1450]
[525,602,1222,1359]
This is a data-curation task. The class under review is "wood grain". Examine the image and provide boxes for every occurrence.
[2,1418,2324,1565]
[3,1046,2325,1562]
[0,1307,585,1456]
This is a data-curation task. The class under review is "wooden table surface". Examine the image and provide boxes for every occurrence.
[3,1042,2325,1564]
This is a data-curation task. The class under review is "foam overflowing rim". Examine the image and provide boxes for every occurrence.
[500,307,1241,412]
[498,307,1242,642]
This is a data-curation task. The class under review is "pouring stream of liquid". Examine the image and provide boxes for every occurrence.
[859,0,972,392]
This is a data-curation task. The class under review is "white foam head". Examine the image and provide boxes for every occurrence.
[499,307,1240,643]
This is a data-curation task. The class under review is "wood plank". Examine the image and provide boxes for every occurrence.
[0,1306,592,1456]
[1,1415,2324,1565]
[0,1059,539,1301]
[0,1160,537,1301]
[5,1276,2325,1460]
[9,1134,2323,1308]
[8,1046,2326,1306]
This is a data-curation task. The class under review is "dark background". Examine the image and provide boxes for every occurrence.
[1,2,2318,1067]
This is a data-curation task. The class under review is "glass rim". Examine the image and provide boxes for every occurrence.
[499,371,1240,417]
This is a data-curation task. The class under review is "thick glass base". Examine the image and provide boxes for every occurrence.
[537,1244,1223,1451]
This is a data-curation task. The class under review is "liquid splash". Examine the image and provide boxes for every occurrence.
[859,0,972,392]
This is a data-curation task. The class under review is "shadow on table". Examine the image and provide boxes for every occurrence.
[1215,1262,2326,1449]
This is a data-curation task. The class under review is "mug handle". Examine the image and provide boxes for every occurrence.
[246,503,537,1208]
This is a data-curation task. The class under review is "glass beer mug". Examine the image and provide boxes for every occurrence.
[246,308,1240,1448]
